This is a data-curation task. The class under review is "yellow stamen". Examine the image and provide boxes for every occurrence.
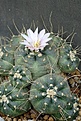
[34,40,40,48]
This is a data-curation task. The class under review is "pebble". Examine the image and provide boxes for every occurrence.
[79,110,81,116]
[13,118,17,121]
[0,117,4,121]
[48,117,54,121]
[6,117,12,121]
[18,119,22,121]
[76,116,81,121]
[31,113,36,119]
[43,115,49,120]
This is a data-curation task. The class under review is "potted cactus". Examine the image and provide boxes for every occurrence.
[0,27,80,120]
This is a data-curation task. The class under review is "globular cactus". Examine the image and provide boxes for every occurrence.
[6,35,23,53]
[15,46,53,80]
[52,95,79,121]
[0,43,13,75]
[30,73,71,114]
[0,27,80,120]
[58,43,80,73]
[51,34,80,73]
[9,65,32,88]
[0,35,31,117]
[0,81,30,117]
[30,73,79,121]
[0,35,23,75]
[15,35,61,80]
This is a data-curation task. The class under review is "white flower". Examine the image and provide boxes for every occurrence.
[20,27,51,52]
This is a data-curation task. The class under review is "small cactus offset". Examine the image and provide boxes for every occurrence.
[58,43,80,73]
[9,65,32,88]
[0,35,23,75]
[0,26,80,120]
[0,81,30,117]
[0,42,13,75]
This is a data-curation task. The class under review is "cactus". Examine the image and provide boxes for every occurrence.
[30,73,79,121]
[15,35,61,80]
[0,35,31,117]
[0,27,80,120]
[0,35,23,75]
[0,81,30,117]
[9,65,32,88]
[0,43,13,75]
[52,95,79,121]
[58,43,80,73]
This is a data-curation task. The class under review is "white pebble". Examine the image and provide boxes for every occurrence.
[0,117,5,121]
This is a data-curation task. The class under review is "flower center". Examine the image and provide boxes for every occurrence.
[34,40,40,48]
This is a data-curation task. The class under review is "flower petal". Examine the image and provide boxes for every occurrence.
[21,34,32,43]
[27,29,35,41]
[40,43,48,47]
[39,43,48,50]
[41,38,52,43]
[38,29,45,40]
[21,33,28,40]
[20,28,52,52]
[28,47,35,51]
[34,27,38,41]
[41,33,50,41]
[20,40,30,46]
[34,27,38,35]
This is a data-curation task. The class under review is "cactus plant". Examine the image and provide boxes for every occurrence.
[0,81,30,117]
[0,35,31,117]
[0,27,80,120]
[0,35,23,75]
[30,73,79,121]
[9,65,32,88]
[58,43,80,73]
[0,44,13,75]
[52,95,79,121]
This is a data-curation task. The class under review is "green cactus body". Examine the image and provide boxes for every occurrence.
[0,81,30,117]
[15,38,60,80]
[0,28,80,120]
[15,46,51,80]
[30,73,79,120]
[30,73,71,114]
[50,34,64,47]
[26,54,51,80]
[53,95,79,121]
[58,43,80,73]
[6,35,23,53]
[43,39,60,73]
[0,47,13,75]
[9,65,32,88]
[0,35,23,75]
